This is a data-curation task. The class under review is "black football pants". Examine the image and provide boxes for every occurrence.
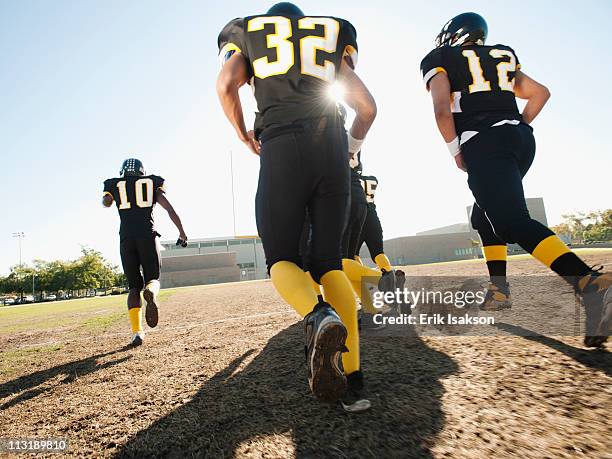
[342,180,367,260]
[120,236,161,290]
[463,123,554,252]
[256,117,350,284]
[359,203,385,260]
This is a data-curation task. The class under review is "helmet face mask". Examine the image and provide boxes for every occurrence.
[120,158,146,177]
[266,2,304,17]
[435,12,488,48]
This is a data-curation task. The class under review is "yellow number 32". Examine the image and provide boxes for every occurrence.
[247,16,340,82]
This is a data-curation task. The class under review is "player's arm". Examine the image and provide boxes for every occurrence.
[338,57,377,147]
[428,72,466,172]
[156,190,187,242]
[514,70,550,125]
[216,53,260,155]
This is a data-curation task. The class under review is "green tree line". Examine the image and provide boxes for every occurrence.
[551,209,612,243]
[0,247,126,296]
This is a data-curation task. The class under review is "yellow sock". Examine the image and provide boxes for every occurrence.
[353,280,377,314]
[531,235,571,268]
[374,253,392,272]
[482,245,507,262]
[342,258,381,284]
[320,270,360,374]
[354,256,363,265]
[307,272,322,296]
[128,307,142,333]
[270,261,318,318]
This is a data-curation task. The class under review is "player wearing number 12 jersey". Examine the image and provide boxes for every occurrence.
[217,2,376,411]
[103,158,188,347]
[421,12,611,347]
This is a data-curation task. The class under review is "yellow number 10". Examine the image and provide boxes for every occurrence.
[247,16,340,82]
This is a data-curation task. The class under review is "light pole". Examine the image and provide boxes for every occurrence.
[12,232,24,267]
[12,232,25,300]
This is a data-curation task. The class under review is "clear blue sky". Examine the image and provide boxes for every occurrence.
[1,0,611,273]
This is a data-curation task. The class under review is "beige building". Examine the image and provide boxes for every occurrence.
[159,236,267,287]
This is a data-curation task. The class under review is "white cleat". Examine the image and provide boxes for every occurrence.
[130,331,145,347]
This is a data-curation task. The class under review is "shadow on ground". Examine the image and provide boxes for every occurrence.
[0,348,132,410]
[494,322,611,377]
[116,323,458,458]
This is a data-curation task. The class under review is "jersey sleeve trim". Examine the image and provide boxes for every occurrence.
[219,42,242,66]
[343,45,358,69]
[423,66,447,87]
[103,191,113,199]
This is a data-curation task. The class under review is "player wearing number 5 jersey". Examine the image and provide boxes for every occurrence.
[421,12,611,348]
[103,158,188,347]
[217,2,376,411]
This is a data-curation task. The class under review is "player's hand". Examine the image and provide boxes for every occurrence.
[242,130,261,155]
[454,152,467,172]
[177,234,188,248]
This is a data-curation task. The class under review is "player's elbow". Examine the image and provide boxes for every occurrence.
[359,99,377,125]
[540,85,551,102]
[102,196,113,207]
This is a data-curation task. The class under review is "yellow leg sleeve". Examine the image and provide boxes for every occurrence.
[355,280,377,314]
[374,253,392,272]
[342,258,381,283]
[531,235,571,268]
[321,270,360,374]
[307,272,322,296]
[482,245,507,262]
[270,261,319,318]
[128,307,143,333]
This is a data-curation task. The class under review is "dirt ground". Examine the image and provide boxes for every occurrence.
[0,252,611,458]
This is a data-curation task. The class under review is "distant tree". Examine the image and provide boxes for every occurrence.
[552,209,612,243]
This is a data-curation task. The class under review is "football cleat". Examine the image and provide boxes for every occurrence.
[480,282,512,311]
[304,301,348,402]
[341,371,371,413]
[130,331,145,347]
[576,271,612,348]
[143,284,159,328]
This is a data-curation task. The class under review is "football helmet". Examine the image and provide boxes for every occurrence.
[120,158,145,177]
[435,12,487,48]
[267,2,304,16]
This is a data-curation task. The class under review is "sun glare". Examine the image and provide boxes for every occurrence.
[328,81,346,102]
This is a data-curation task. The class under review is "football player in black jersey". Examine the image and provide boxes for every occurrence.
[103,158,187,346]
[217,2,376,411]
[421,12,611,347]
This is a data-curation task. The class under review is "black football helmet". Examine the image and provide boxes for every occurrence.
[435,12,487,48]
[120,158,146,177]
[267,2,304,16]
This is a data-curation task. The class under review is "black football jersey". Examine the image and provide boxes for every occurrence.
[420,44,521,138]
[360,175,378,204]
[103,175,164,239]
[218,15,358,132]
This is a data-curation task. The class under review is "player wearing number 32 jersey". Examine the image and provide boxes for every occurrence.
[217,2,376,412]
[103,158,188,347]
[421,12,611,348]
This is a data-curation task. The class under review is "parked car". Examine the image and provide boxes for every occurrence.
[44,294,57,302]
[2,298,16,306]
[22,295,34,304]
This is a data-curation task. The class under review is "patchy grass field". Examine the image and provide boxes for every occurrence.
[0,251,610,458]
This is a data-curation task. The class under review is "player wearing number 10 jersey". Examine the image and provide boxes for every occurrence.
[421,12,611,348]
[103,158,188,347]
[217,2,376,411]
